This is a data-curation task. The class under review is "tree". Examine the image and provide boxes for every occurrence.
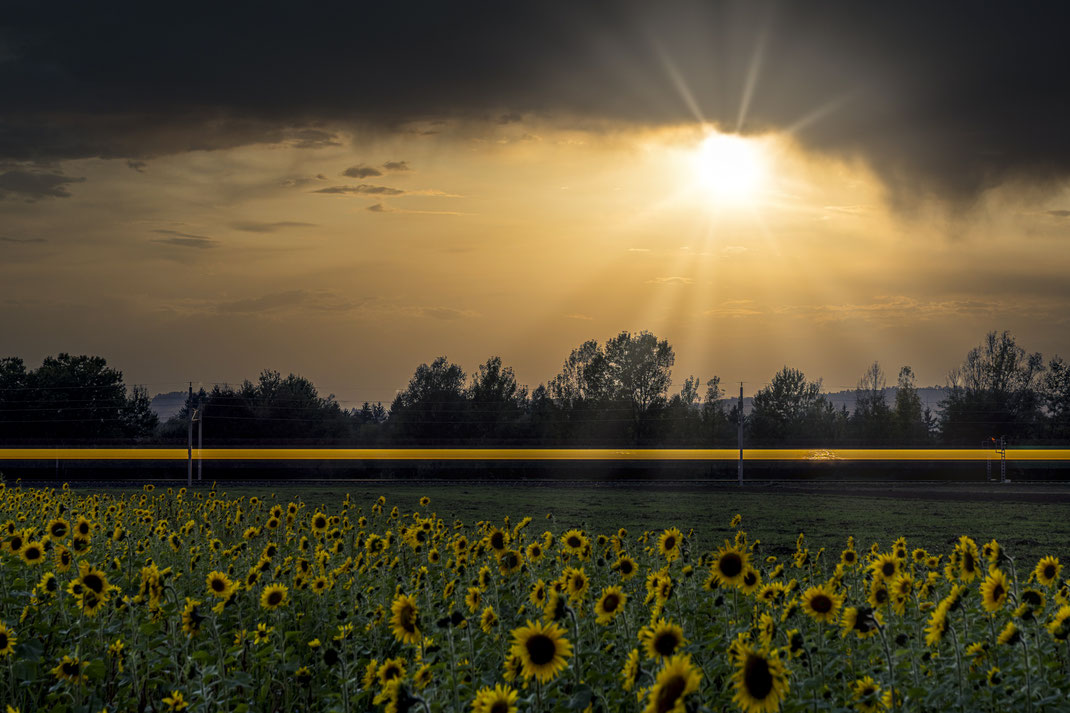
[748,366,838,445]
[0,354,159,443]
[851,362,893,444]
[940,331,1045,444]
[160,372,350,444]
[1042,355,1070,441]
[548,331,675,445]
[388,357,468,445]
[603,331,675,443]
[892,366,929,444]
[661,375,702,445]
[467,356,528,444]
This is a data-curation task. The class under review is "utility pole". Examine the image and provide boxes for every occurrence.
[999,436,1007,483]
[738,382,744,486]
[186,382,193,489]
[196,401,204,481]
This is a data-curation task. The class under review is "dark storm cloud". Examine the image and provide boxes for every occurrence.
[342,164,383,178]
[0,169,85,200]
[3,1,1070,205]
[229,221,316,233]
[1048,210,1070,218]
[382,161,411,172]
[0,236,46,243]
[151,229,219,249]
[314,184,404,196]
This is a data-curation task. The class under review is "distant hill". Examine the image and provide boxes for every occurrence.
[149,391,186,420]
[724,386,949,415]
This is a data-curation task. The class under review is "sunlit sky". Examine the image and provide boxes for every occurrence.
[3,3,1070,403]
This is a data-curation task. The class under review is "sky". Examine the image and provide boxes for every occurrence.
[3,1,1070,405]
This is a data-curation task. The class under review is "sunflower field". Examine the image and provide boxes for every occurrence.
[2,483,1070,713]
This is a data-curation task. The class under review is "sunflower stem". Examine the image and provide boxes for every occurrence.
[948,620,965,713]
[1020,634,1034,713]
[875,623,898,713]
[445,622,461,713]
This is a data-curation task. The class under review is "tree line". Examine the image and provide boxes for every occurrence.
[2,330,1069,446]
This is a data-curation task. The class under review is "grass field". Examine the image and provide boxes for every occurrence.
[126,480,1070,564]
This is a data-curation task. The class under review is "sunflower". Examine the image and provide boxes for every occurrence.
[498,549,522,576]
[640,619,687,660]
[851,676,884,713]
[390,593,421,645]
[47,518,70,540]
[560,529,587,555]
[509,619,572,684]
[1034,556,1062,587]
[890,573,914,615]
[563,567,589,601]
[74,516,92,538]
[643,653,702,713]
[481,606,498,634]
[758,613,776,648]
[471,683,517,713]
[614,555,639,581]
[51,655,88,685]
[997,621,1021,646]
[162,691,188,711]
[260,583,288,610]
[19,541,45,566]
[739,568,762,595]
[76,562,109,596]
[964,641,989,670]
[3,532,24,555]
[731,643,790,713]
[54,545,72,572]
[956,536,981,582]
[1047,605,1070,641]
[621,648,642,691]
[38,571,59,597]
[528,580,546,608]
[712,544,750,588]
[980,569,1009,613]
[869,553,899,582]
[867,577,890,610]
[839,606,880,640]
[757,582,789,606]
[658,528,683,562]
[180,598,205,637]
[0,622,16,657]
[310,511,329,534]
[488,527,509,553]
[414,663,432,689]
[378,657,407,685]
[253,622,274,645]
[801,585,843,624]
[206,571,236,599]
[840,548,859,567]
[525,542,544,563]
[310,576,330,594]
[456,586,480,615]
[925,602,950,647]
[595,586,627,625]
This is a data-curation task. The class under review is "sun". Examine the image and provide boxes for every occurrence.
[693,131,768,203]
